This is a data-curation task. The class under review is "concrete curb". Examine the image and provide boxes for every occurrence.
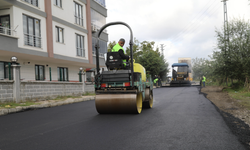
[0,96,95,116]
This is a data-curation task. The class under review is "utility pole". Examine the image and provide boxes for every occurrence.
[222,0,229,86]
[160,44,165,56]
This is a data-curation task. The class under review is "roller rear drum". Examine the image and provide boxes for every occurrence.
[95,93,143,114]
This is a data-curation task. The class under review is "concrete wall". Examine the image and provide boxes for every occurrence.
[0,81,14,102]
[0,80,97,102]
[85,84,94,93]
[20,81,83,101]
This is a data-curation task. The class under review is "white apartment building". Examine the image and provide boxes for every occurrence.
[0,0,108,82]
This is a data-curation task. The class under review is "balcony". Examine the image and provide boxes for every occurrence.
[24,33,42,48]
[92,51,104,57]
[94,0,106,8]
[0,26,17,37]
[91,22,107,33]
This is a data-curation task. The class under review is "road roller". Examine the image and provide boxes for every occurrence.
[94,22,153,114]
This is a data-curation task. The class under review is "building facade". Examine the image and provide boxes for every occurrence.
[0,0,108,82]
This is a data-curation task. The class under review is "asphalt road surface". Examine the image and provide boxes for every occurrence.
[0,87,247,150]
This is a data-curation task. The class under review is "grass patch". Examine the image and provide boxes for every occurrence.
[0,101,38,109]
[53,95,82,101]
[0,94,95,109]
[223,86,250,110]
[82,92,95,96]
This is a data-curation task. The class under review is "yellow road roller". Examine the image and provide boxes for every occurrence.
[94,22,153,114]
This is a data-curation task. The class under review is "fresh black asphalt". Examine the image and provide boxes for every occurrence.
[0,87,248,150]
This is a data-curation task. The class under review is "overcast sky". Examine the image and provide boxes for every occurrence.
[105,0,250,75]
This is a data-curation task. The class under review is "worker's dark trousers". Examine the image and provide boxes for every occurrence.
[203,82,205,87]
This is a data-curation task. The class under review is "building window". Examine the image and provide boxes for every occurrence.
[0,15,11,35]
[74,2,83,26]
[76,34,85,57]
[56,26,64,43]
[35,65,45,80]
[91,9,106,32]
[92,37,107,57]
[86,71,95,82]
[57,67,68,81]
[54,0,62,7]
[22,0,39,7]
[23,14,41,48]
[0,62,11,80]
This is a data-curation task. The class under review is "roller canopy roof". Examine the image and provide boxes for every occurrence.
[172,63,189,67]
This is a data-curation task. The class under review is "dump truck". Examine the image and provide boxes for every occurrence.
[94,22,153,114]
[170,63,191,86]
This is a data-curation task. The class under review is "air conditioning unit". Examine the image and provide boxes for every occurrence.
[91,25,97,32]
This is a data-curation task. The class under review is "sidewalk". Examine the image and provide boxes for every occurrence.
[0,96,95,116]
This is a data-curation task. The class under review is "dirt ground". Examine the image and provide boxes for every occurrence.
[202,86,250,126]
[201,86,250,148]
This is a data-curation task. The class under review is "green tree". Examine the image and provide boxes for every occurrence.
[107,41,116,52]
[137,41,169,80]
[214,18,250,87]
[125,38,142,61]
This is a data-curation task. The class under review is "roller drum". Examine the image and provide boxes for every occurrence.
[144,88,153,108]
[95,93,142,114]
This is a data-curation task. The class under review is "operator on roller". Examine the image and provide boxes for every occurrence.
[112,38,130,67]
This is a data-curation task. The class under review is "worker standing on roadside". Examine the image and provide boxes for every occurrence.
[158,75,162,87]
[202,75,206,87]
[154,75,158,86]
[112,38,130,67]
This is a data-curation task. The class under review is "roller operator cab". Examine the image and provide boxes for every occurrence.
[94,22,153,114]
[170,63,191,86]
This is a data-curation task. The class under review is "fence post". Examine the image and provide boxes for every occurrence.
[82,72,85,94]
[49,67,52,81]
[12,64,21,103]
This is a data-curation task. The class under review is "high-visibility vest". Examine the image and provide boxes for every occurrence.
[202,77,206,82]
[154,78,158,83]
[112,43,126,66]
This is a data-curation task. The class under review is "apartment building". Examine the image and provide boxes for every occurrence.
[0,0,108,82]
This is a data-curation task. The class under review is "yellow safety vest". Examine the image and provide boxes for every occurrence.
[112,43,126,66]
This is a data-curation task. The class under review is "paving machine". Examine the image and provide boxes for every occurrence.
[170,63,191,86]
[94,22,153,114]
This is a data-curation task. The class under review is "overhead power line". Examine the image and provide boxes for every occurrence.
[169,0,219,43]
[170,4,221,44]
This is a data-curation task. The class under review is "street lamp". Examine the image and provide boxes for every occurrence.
[79,67,84,82]
[10,56,18,63]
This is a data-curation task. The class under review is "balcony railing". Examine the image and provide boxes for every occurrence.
[94,0,106,7]
[0,26,17,37]
[24,33,42,48]
[74,14,84,27]
[92,51,104,57]
[77,47,85,57]
[21,0,39,7]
